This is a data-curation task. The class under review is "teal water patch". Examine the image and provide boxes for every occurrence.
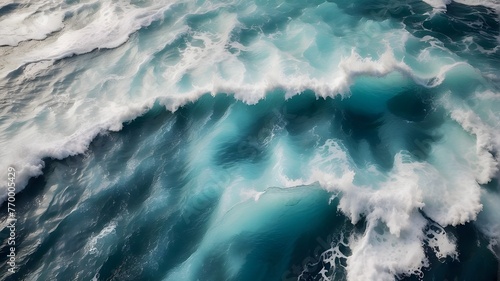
[0,95,345,280]
[1,90,498,280]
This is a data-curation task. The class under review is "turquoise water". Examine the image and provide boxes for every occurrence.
[0,0,499,280]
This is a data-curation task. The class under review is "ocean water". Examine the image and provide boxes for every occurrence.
[0,0,499,280]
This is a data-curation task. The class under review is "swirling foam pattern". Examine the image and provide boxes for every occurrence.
[0,0,499,280]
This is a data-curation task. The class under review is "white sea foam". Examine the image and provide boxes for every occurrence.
[442,99,500,184]
[0,9,65,46]
[0,0,178,78]
[305,139,481,280]
[423,0,500,14]
[476,188,500,257]
[454,0,500,11]
[425,223,458,260]
[0,99,155,201]
[23,1,171,62]
[475,90,500,100]
[84,221,117,255]
[422,0,452,12]
[346,218,429,281]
